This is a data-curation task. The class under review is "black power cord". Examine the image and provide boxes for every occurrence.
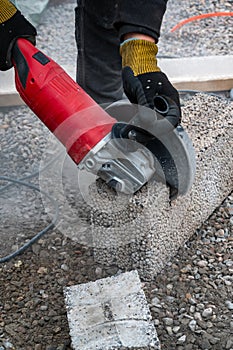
[0,176,59,263]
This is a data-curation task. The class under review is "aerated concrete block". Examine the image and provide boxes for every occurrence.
[64,270,160,350]
[92,94,233,280]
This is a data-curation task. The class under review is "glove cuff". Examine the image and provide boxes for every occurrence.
[0,0,17,23]
[120,39,160,76]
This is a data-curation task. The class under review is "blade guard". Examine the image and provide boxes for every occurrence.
[106,100,196,198]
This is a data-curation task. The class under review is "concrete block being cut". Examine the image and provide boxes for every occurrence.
[39,93,232,281]
[91,93,232,280]
[64,270,160,350]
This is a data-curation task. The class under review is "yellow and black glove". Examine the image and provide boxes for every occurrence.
[0,0,37,70]
[120,39,181,125]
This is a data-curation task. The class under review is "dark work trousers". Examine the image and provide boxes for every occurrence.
[75,0,123,104]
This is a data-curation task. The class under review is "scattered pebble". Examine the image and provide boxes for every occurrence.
[189,319,197,332]
[225,300,233,310]
[163,317,173,326]
[202,308,213,318]
[177,335,186,344]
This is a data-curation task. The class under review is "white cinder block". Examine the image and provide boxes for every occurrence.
[64,270,160,350]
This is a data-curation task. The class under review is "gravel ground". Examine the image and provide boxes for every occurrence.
[0,0,233,349]
[160,0,233,57]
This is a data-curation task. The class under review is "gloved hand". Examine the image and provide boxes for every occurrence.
[120,39,181,126]
[0,0,37,71]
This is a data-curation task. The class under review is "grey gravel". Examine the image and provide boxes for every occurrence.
[188,319,197,332]
[160,0,233,58]
[225,301,233,310]
[202,308,213,318]
[162,317,173,326]
[0,0,232,350]
[177,335,186,344]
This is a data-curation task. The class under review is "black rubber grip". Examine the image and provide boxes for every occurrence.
[12,42,29,89]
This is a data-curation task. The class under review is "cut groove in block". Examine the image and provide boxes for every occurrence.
[64,270,160,350]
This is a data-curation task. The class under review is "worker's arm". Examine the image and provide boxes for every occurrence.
[116,1,181,123]
[120,34,181,121]
[0,0,36,70]
[114,0,168,43]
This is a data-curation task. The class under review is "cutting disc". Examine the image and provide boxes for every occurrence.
[105,100,196,198]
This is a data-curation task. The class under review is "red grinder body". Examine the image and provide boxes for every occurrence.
[12,39,116,164]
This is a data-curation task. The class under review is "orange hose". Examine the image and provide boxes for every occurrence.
[171,12,233,32]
